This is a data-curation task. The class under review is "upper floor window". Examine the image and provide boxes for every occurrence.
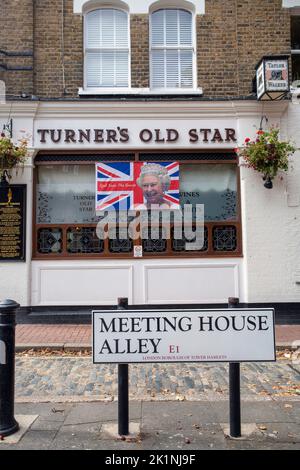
[150,9,194,90]
[291,15,300,82]
[85,8,129,88]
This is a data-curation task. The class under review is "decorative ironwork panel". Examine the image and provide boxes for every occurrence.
[213,226,237,252]
[37,228,63,254]
[67,227,104,253]
[108,228,133,253]
[139,153,236,161]
[172,226,208,252]
[35,154,135,163]
[142,227,167,253]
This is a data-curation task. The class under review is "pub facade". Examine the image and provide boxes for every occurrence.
[0,0,300,316]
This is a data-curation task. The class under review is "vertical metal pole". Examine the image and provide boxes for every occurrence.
[228,297,241,438]
[118,297,129,436]
[0,299,20,437]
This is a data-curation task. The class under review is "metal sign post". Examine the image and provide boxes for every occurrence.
[0,299,20,437]
[228,297,241,438]
[117,297,129,436]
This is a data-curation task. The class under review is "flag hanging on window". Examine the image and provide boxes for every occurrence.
[95,162,180,211]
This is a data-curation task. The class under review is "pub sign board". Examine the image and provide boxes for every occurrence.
[0,185,26,261]
[256,55,289,101]
[92,309,276,364]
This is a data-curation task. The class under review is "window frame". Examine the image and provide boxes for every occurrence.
[149,8,197,91]
[33,151,242,260]
[83,6,131,90]
[291,14,300,82]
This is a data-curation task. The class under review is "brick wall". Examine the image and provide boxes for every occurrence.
[1,0,292,99]
[131,15,149,89]
[0,0,34,97]
[197,0,291,97]
[33,0,83,98]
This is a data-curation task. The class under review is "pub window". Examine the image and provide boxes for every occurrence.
[150,9,195,89]
[84,8,130,88]
[291,15,300,82]
[34,155,241,259]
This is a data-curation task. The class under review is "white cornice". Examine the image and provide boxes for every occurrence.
[34,99,289,119]
[0,102,39,118]
[0,99,290,120]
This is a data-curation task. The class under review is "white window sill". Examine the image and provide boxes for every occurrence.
[282,0,300,8]
[78,87,203,96]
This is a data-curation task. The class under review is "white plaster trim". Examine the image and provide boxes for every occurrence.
[74,0,205,15]
[282,0,300,8]
[78,87,203,95]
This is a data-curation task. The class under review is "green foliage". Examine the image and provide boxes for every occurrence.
[0,132,28,174]
[237,128,296,179]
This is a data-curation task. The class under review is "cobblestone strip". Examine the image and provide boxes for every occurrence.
[15,358,300,403]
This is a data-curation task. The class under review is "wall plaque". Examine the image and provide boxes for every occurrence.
[0,185,26,261]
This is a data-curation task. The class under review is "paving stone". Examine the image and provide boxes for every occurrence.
[141,402,218,430]
[63,402,142,426]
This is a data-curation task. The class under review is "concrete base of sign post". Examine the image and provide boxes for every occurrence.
[101,422,141,442]
[221,423,259,440]
[0,415,38,444]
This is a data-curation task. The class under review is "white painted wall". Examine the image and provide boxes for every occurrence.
[240,103,300,302]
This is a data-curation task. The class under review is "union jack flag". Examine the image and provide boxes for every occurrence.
[96,162,180,211]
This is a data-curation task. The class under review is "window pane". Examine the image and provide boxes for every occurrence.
[102,51,115,86]
[115,10,129,48]
[179,10,192,45]
[292,54,300,82]
[180,50,193,87]
[166,50,179,87]
[115,51,129,86]
[86,10,101,48]
[86,52,101,86]
[151,50,165,88]
[166,10,179,45]
[87,51,128,87]
[291,16,300,50]
[151,10,164,46]
[86,9,128,49]
[180,164,237,221]
[36,165,99,224]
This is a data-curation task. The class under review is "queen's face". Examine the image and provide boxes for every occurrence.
[141,175,164,204]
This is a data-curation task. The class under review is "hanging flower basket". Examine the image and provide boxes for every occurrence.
[0,132,28,183]
[236,128,296,189]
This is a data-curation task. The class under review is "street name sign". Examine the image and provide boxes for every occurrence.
[92,309,276,364]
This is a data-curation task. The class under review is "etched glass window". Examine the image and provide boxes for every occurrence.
[36,165,99,224]
[180,164,237,221]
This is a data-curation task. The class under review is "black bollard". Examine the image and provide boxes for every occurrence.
[117,297,129,436]
[228,297,241,438]
[0,299,20,437]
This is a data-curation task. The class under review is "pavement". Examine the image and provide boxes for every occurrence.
[0,323,297,450]
[0,400,299,450]
[15,323,300,351]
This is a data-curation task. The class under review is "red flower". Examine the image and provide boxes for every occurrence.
[245,138,251,143]
[256,130,264,135]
